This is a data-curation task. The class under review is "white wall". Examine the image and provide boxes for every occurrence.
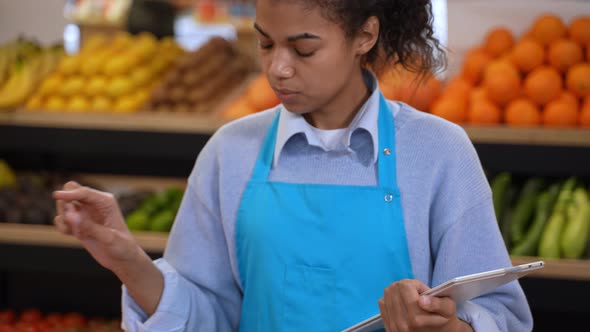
[0,0,67,45]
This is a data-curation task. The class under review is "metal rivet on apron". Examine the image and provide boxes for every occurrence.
[383,148,391,156]
[384,194,393,203]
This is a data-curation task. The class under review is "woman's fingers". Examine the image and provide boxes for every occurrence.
[63,203,115,245]
[419,295,457,318]
[54,215,72,235]
[53,184,107,205]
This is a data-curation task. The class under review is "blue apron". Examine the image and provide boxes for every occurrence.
[236,93,413,331]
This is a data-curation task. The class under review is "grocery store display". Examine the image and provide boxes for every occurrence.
[27,32,183,113]
[0,38,64,110]
[431,14,590,127]
[0,308,122,332]
[0,159,183,233]
[491,173,590,259]
[146,37,256,113]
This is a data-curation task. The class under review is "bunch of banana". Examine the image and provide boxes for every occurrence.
[0,38,64,110]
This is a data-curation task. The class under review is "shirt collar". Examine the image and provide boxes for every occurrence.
[273,70,392,167]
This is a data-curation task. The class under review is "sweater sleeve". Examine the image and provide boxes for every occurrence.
[425,122,533,332]
[120,134,243,332]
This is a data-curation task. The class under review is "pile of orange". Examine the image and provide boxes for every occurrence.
[379,66,443,113]
[431,14,590,128]
[221,73,280,120]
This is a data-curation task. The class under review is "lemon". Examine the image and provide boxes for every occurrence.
[45,96,66,111]
[38,75,64,96]
[130,67,152,88]
[25,95,43,110]
[81,51,110,76]
[60,76,86,97]
[91,96,113,111]
[57,56,81,75]
[86,76,108,96]
[107,77,134,98]
[67,95,91,112]
[114,94,140,113]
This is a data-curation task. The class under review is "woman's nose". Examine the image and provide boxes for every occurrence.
[268,49,295,79]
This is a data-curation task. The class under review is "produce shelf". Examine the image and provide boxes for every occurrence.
[2,111,590,147]
[0,110,226,134]
[511,256,590,281]
[1,223,589,281]
[463,126,590,147]
[0,223,168,253]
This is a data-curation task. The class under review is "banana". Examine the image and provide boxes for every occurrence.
[0,59,36,109]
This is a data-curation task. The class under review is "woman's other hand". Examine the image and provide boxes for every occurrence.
[378,279,473,332]
[53,181,141,274]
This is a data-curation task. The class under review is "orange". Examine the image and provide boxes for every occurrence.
[221,96,256,120]
[484,27,515,58]
[462,49,493,84]
[542,100,579,127]
[396,75,443,112]
[524,66,563,105]
[555,91,579,109]
[568,16,590,45]
[431,96,467,123]
[247,74,280,111]
[444,76,472,104]
[566,63,590,97]
[483,59,521,82]
[510,39,545,73]
[547,39,584,73]
[505,98,542,127]
[580,98,590,127]
[467,100,501,125]
[483,63,521,106]
[531,14,567,45]
[469,86,490,105]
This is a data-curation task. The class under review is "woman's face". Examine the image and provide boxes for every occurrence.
[254,0,362,115]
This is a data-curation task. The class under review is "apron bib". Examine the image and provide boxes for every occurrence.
[236,93,413,331]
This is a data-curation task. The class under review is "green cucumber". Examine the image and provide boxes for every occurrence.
[500,184,519,250]
[510,177,545,244]
[491,172,512,221]
[510,183,560,257]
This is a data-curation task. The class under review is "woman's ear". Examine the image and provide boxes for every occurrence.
[355,16,380,56]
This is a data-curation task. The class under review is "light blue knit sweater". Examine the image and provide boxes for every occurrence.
[121,85,533,332]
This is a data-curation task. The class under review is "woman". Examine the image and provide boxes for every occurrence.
[54,0,533,331]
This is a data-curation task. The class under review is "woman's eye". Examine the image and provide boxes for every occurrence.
[295,49,315,57]
[259,42,273,50]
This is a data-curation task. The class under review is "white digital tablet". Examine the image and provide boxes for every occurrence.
[341,261,544,332]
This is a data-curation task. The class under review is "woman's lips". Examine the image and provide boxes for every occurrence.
[274,88,299,103]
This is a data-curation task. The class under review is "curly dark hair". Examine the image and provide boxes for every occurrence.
[273,0,447,77]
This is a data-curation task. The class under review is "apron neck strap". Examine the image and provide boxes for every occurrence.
[377,93,399,191]
[250,111,281,181]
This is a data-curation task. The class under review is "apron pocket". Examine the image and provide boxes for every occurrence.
[282,265,337,331]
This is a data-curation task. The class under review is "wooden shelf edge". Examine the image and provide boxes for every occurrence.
[0,223,167,253]
[464,125,590,147]
[1,111,589,147]
[511,256,590,281]
[1,224,589,280]
[0,110,226,135]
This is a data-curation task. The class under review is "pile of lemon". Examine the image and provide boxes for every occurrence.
[26,32,184,113]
